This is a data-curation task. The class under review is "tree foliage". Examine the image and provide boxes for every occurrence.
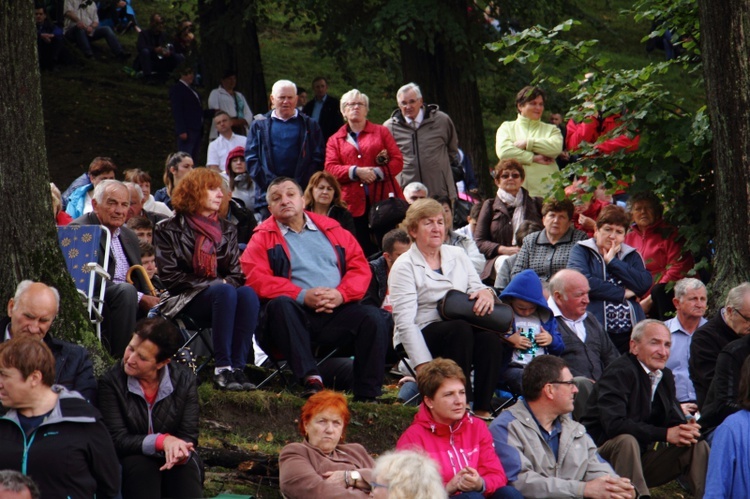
[489,5,718,288]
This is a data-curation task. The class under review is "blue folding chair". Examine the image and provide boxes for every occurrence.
[57,225,111,341]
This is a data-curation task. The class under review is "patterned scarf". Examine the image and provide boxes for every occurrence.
[496,187,526,244]
[185,213,222,278]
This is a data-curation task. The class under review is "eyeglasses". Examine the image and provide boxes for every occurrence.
[733,308,750,322]
[345,102,366,108]
[500,173,521,179]
[549,380,576,386]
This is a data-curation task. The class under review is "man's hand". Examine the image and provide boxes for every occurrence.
[532,154,555,165]
[666,422,701,447]
[160,436,194,470]
[680,402,698,415]
[139,294,161,312]
[303,287,344,313]
[40,33,54,43]
[583,475,636,499]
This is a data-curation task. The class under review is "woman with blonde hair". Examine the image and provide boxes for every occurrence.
[372,450,447,499]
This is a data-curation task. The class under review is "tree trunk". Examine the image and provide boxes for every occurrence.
[0,2,95,345]
[198,0,268,115]
[398,10,492,197]
[697,0,750,302]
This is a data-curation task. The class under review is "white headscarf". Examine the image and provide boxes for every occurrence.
[496,186,526,244]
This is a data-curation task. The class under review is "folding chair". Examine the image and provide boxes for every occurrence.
[57,224,111,341]
[171,313,214,375]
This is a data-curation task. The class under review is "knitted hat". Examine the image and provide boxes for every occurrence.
[225,146,245,174]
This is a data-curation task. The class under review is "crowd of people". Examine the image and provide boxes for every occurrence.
[10,41,735,494]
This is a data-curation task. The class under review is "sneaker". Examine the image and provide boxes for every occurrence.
[301,378,324,398]
[232,369,257,391]
[214,369,242,391]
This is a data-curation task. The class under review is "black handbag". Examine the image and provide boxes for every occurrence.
[437,289,513,334]
[368,164,408,231]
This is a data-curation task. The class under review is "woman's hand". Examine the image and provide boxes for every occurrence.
[469,288,496,316]
[532,154,555,165]
[514,139,528,149]
[322,470,347,487]
[624,288,636,300]
[497,245,520,256]
[355,167,377,184]
[447,467,483,493]
[535,327,552,347]
[603,243,621,264]
[160,436,194,470]
[578,213,595,231]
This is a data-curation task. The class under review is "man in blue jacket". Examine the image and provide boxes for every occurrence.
[245,79,324,219]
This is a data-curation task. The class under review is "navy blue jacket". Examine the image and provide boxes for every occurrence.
[169,80,204,135]
[303,94,344,141]
[244,111,324,208]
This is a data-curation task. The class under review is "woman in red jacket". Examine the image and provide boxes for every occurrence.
[325,88,404,254]
[396,358,522,499]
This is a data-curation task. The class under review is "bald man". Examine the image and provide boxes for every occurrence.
[1,280,97,404]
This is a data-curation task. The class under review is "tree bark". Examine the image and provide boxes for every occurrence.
[398,4,492,197]
[0,2,95,345]
[697,0,750,301]
[198,0,268,115]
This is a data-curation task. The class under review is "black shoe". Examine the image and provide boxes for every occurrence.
[301,378,324,398]
[232,369,257,391]
[214,369,242,391]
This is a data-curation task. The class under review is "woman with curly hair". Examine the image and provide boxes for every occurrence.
[154,168,259,391]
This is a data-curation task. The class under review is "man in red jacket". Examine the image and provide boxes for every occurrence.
[241,177,388,401]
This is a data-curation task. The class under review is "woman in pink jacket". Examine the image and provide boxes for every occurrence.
[325,88,404,254]
[396,359,522,499]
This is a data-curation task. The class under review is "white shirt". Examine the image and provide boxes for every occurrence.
[206,133,246,172]
[547,296,588,343]
[638,360,663,402]
[207,86,252,139]
[404,108,425,128]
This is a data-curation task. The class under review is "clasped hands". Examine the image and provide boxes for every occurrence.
[446,467,483,494]
[304,287,344,313]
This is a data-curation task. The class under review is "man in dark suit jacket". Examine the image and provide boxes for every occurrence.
[72,180,159,356]
[169,66,204,160]
[582,320,709,498]
[1,280,97,404]
[303,76,343,142]
[548,269,620,420]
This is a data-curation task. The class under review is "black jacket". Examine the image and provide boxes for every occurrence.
[98,362,199,458]
[363,255,388,308]
[0,388,120,498]
[689,310,740,408]
[303,94,344,141]
[700,334,750,433]
[556,314,620,381]
[154,214,245,318]
[0,317,98,404]
[582,353,685,450]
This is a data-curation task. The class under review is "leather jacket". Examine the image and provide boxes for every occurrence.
[154,214,245,318]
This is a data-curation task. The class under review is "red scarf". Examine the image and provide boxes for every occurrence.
[185,213,222,278]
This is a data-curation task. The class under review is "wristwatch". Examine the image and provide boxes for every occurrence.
[350,470,362,488]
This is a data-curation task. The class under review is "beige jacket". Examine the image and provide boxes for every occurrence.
[389,243,485,365]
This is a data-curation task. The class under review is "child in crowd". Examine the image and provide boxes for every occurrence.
[139,241,166,297]
[126,216,153,244]
[499,269,564,394]
[454,202,482,240]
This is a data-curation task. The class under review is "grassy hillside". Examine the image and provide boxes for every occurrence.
[38,1,702,497]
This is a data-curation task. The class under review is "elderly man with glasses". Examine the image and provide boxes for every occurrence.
[383,82,459,201]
